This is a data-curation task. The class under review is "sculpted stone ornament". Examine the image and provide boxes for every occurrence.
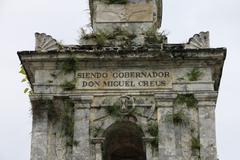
[90,0,163,34]
[35,32,61,52]
[185,31,210,49]
[119,95,136,115]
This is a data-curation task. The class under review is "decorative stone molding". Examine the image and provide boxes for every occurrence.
[70,96,93,109]
[185,31,210,49]
[35,32,61,52]
[30,94,54,101]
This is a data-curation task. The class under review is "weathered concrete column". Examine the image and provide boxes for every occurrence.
[71,96,93,160]
[197,92,218,160]
[155,93,176,160]
[30,96,53,160]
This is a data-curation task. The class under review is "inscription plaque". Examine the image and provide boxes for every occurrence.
[96,3,153,23]
[76,69,172,90]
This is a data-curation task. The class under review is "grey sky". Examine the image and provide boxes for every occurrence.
[0,0,239,159]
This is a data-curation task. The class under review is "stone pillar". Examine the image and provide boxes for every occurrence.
[92,138,104,160]
[71,96,93,160]
[143,139,153,160]
[155,93,176,160]
[30,96,53,160]
[197,92,218,160]
[95,143,102,160]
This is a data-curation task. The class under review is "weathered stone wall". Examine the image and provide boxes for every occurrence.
[19,45,225,160]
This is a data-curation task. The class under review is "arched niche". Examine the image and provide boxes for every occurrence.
[103,121,146,160]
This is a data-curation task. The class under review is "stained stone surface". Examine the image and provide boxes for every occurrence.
[91,0,162,35]
[18,0,226,159]
[19,39,226,160]
[96,3,153,23]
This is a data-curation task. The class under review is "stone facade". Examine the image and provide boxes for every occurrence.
[18,33,226,159]
[18,1,226,160]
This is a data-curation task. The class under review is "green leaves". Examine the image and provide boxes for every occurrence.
[19,65,32,95]
[19,66,26,75]
[80,27,136,47]
[24,88,29,94]
[187,68,203,81]
[191,136,201,151]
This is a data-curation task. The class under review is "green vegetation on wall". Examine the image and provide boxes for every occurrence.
[105,102,121,117]
[165,110,189,126]
[80,28,136,47]
[191,136,201,151]
[60,80,76,91]
[175,94,198,108]
[187,68,203,81]
[146,121,159,147]
[61,56,78,74]
[48,99,77,147]
[19,65,32,95]
[144,27,167,45]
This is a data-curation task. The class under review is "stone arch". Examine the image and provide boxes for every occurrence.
[103,121,146,160]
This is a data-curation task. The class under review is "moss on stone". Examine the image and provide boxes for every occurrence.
[147,121,159,148]
[60,80,76,91]
[165,110,189,126]
[175,94,198,108]
[61,56,78,74]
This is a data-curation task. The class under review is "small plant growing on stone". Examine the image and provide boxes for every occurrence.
[147,121,158,137]
[187,68,203,81]
[81,29,108,46]
[61,80,76,91]
[147,121,159,148]
[191,136,201,151]
[175,94,198,108]
[105,102,121,117]
[144,27,167,45]
[165,110,189,126]
[95,30,109,46]
[80,27,136,47]
[61,56,78,74]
